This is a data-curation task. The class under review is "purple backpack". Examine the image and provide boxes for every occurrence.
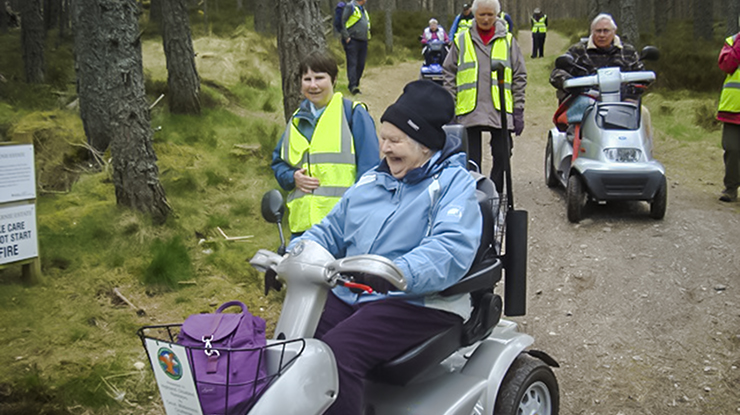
[179,301,267,415]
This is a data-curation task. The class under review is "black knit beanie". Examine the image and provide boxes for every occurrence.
[380,80,455,150]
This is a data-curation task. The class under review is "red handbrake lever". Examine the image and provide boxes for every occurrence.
[338,280,373,294]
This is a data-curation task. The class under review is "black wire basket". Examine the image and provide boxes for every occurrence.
[138,324,304,415]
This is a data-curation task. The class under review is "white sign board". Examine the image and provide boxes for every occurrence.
[144,338,204,415]
[0,144,36,204]
[0,204,38,265]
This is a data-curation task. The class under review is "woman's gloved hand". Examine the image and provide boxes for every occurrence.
[513,108,525,136]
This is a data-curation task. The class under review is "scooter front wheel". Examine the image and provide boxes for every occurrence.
[494,353,559,415]
[649,176,667,220]
[566,174,586,223]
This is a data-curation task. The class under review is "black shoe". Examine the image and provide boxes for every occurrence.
[719,188,737,202]
[351,87,361,95]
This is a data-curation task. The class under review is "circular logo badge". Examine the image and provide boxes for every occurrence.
[291,241,305,256]
[157,347,183,380]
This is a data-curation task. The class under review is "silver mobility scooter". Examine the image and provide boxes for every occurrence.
[247,125,559,414]
[544,47,666,223]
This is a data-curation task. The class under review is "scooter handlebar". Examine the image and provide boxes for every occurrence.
[249,249,284,273]
[563,74,598,89]
[563,70,656,90]
[620,71,656,84]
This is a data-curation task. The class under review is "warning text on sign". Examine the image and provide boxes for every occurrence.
[0,204,38,265]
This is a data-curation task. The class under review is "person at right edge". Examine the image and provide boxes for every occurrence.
[717,31,740,202]
[340,0,371,95]
[442,0,527,194]
[530,7,547,58]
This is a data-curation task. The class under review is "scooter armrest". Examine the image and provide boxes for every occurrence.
[440,258,502,297]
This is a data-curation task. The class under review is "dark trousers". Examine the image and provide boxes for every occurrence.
[315,292,462,415]
[722,122,740,191]
[532,33,546,58]
[466,126,512,194]
[344,38,368,91]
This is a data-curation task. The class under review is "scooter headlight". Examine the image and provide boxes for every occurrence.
[603,148,642,162]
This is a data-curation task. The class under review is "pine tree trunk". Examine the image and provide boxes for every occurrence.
[21,0,45,84]
[74,0,170,223]
[384,0,393,54]
[202,0,208,35]
[0,4,8,34]
[254,0,277,34]
[619,0,638,45]
[653,0,664,35]
[161,0,201,114]
[58,0,70,42]
[150,0,162,23]
[44,0,59,31]
[693,0,712,40]
[74,0,112,153]
[276,0,327,121]
[726,0,739,36]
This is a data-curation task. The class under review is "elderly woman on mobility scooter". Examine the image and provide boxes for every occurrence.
[287,80,482,415]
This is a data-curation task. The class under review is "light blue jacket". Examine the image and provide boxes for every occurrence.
[288,135,482,318]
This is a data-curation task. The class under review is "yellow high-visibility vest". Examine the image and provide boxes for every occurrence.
[458,17,474,34]
[454,30,514,116]
[282,93,359,233]
[499,11,509,32]
[719,34,740,114]
[345,4,371,39]
[531,15,547,33]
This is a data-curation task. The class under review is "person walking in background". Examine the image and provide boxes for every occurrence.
[717,31,740,202]
[271,52,379,237]
[442,0,527,193]
[498,9,513,33]
[340,0,371,95]
[530,7,547,58]
[449,3,474,41]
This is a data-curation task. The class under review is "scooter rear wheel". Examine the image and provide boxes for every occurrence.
[566,174,585,223]
[545,136,559,188]
[494,353,559,415]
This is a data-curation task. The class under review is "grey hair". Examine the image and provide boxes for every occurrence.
[591,13,617,31]
[471,0,500,15]
[429,18,438,25]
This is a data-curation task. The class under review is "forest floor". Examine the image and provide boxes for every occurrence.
[358,31,740,414]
